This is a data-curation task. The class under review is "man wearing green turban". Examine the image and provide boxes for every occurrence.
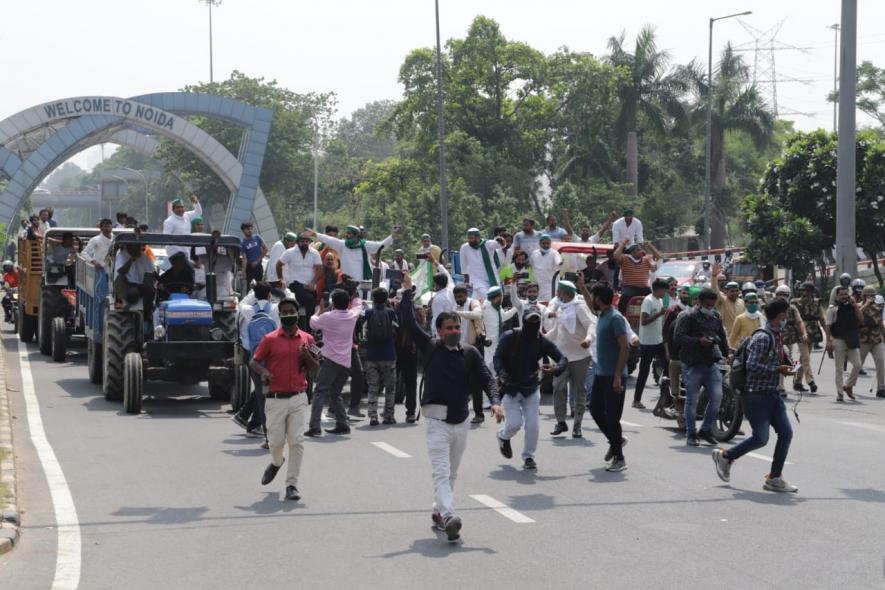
[307,224,399,281]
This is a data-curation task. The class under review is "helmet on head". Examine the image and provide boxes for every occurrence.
[2,260,12,272]
[851,278,866,290]
[862,285,877,297]
[798,281,815,293]
[741,282,757,293]
[775,285,791,296]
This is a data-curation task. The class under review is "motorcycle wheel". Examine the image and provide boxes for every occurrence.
[713,384,743,442]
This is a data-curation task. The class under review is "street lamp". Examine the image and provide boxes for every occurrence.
[123,167,148,225]
[434,0,449,254]
[199,0,222,83]
[703,10,751,250]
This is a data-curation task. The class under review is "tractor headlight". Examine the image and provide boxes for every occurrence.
[210,327,224,341]
[154,325,166,340]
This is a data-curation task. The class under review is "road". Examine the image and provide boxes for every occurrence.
[2,324,885,589]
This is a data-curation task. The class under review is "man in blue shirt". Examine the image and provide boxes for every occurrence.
[364,287,399,426]
[713,298,798,493]
[241,222,268,290]
[587,283,630,472]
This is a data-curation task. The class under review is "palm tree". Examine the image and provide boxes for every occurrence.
[606,26,687,197]
[690,44,775,247]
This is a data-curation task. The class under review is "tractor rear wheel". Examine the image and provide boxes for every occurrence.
[103,310,136,401]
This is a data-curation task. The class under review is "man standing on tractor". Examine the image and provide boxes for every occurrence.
[307,225,398,283]
[240,222,268,291]
[613,239,660,315]
[83,219,114,268]
[162,193,202,259]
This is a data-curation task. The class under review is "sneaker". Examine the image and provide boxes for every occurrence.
[686,434,700,447]
[604,437,628,462]
[325,425,351,435]
[406,414,417,423]
[231,414,248,430]
[285,485,301,501]
[245,427,264,438]
[432,512,445,531]
[764,476,798,493]
[877,389,885,399]
[382,417,397,425]
[369,417,380,426]
[662,407,678,419]
[792,382,807,393]
[443,515,462,542]
[572,429,583,439]
[697,430,717,445]
[631,400,646,409]
[712,448,731,482]
[809,381,818,393]
[304,428,322,437]
[470,414,485,424]
[523,457,537,470]
[606,458,627,472]
[497,434,513,459]
[347,408,365,418]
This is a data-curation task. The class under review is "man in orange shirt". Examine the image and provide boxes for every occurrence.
[613,240,660,314]
[2,260,18,323]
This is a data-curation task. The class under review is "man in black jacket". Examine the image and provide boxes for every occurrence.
[674,288,730,446]
[400,273,503,543]
[494,309,567,470]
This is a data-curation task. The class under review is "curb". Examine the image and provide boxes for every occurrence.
[0,337,20,555]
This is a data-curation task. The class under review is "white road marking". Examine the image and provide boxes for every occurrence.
[838,421,885,434]
[469,494,535,524]
[620,420,642,427]
[745,451,793,465]
[370,441,411,458]
[16,339,81,589]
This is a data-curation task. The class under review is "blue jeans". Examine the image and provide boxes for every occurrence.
[682,362,722,435]
[724,391,793,478]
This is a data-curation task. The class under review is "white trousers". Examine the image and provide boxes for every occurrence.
[425,417,470,519]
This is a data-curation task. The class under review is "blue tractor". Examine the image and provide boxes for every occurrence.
[78,232,250,414]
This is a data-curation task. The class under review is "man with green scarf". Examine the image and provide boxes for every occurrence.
[308,225,397,282]
[458,227,503,301]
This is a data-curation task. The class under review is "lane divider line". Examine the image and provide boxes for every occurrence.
[746,451,793,465]
[838,421,885,434]
[16,339,81,589]
[620,420,642,427]
[469,494,535,524]
[371,441,412,458]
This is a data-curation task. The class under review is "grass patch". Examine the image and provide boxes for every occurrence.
[0,446,9,504]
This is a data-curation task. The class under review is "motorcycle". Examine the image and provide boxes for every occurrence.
[662,361,743,442]
[2,282,17,329]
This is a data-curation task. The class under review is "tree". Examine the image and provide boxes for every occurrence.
[605,26,687,196]
[688,44,775,247]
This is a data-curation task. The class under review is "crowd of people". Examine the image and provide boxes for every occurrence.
[10,201,885,544]
[221,208,885,544]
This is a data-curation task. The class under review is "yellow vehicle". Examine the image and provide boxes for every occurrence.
[16,236,43,342]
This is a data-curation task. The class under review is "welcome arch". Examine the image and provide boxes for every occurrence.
[0,93,278,241]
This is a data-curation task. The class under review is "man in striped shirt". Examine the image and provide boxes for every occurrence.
[613,239,661,314]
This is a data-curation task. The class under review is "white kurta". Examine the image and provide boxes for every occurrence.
[458,239,502,301]
[611,217,644,246]
[314,232,393,281]
[265,240,289,282]
[530,248,562,302]
[162,202,203,258]
[479,300,517,371]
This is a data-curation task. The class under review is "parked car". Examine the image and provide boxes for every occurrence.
[655,260,705,286]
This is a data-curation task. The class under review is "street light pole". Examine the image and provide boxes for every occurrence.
[703,10,751,251]
[836,0,857,278]
[434,0,449,254]
[831,24,840,133]
[200,0,222,83]
[313,119,319,229]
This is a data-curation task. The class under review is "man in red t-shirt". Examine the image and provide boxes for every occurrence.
[2,261,17,323]
[250,297,318,501]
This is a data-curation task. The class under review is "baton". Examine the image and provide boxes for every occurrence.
[817,348,826,375]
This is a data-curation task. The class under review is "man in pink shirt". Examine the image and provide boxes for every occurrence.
[306,288,364,436]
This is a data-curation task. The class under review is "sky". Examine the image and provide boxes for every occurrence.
[2,0,883,170]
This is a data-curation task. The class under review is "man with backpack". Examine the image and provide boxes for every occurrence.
[365,287,399,425]
[233,282,280,440]
[713,298,798,493]
[494,308,567,469]
[400,272,503,543]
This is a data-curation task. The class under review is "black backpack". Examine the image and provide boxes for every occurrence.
[367,307,395,344]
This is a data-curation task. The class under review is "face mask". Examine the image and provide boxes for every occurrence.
[527,294,538,303]
[443,332,460,347]
[522,320,541,338]
[700,307,714,317]
[662,295,670,308]
[345,236,361,248]
[280,314,299,327]
[746,304,758,313]
[778,319,788,330]
[540,246,549,254]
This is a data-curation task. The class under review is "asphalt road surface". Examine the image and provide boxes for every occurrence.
[2,325,885,589]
